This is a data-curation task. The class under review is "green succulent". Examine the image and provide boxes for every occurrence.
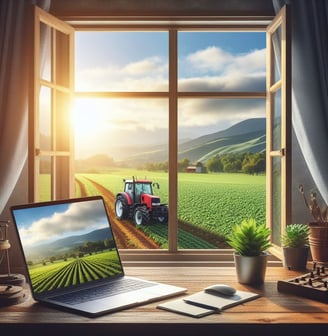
[227,218,272,256]
[281,223,309,248]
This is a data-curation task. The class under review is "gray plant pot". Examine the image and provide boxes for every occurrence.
[233,252,268,285]
[282,246,309,271]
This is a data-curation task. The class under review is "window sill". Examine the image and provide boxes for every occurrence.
[120,249,282,267]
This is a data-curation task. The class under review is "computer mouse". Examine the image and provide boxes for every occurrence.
[204,284,236,296]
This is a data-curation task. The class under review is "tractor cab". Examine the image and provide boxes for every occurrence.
[124,179,154,203]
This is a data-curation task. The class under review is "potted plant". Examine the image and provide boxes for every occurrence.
[227,218,272,285]
[281,223,310,270]
[299,184,328,263]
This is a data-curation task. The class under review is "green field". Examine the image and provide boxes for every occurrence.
[29,250,122,293]
[41,170,265,247]
[75,169,266,238]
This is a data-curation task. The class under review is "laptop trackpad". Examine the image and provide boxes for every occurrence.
[73,289,155,314]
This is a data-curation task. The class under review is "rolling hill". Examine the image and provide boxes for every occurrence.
[120,117,266,165]
[25,228,113,262]
[178,118,266,163]
[75,117,266,169]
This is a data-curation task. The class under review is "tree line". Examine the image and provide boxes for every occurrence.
[145,152,265,175]
[27,238,116,266]
[206,152,265,174]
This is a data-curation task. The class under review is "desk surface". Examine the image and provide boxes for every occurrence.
[1,266,328,335]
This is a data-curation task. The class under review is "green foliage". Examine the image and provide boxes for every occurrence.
[281,223,309,248]
[206,152,265,175]
[227,218,272,256]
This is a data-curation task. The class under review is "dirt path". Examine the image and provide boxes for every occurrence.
[82,178,160,249]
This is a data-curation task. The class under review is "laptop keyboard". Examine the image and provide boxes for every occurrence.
[51,277,157,305]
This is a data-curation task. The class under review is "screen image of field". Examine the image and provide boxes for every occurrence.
[28,249,122,293]
[13,198,124,294]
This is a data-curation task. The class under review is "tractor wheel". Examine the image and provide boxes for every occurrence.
[115,196,128,219]
[133,206,150,225]
[158,214,168,224]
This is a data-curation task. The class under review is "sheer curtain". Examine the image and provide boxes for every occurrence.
[0,0,50,215]
[273,0,328,205]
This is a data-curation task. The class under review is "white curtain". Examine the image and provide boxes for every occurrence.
[0,0,50,214]
[273,0,328,204]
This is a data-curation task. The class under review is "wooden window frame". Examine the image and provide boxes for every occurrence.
[29,6,75,202]
[31,5,290,265]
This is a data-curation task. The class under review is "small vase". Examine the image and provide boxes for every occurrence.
[309,223,328,263]
[233,252,268,285]
[282,246,309,270]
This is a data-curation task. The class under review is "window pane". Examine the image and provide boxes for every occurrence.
[55,30,70,87]
[178,32,266,92]
[40,22,51,81]
[39,157,51,201]
[178,98,266,249]
[73,98,168,249]
[272,89,282,150]
[39,86,51,151]
[272,156,281,245]
[75,32,168,92]
[272,26,282,83]
[55,90,71,151]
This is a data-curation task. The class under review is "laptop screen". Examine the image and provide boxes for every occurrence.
[11,196,124,295]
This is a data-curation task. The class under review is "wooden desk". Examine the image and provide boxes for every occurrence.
[1,266,328,335]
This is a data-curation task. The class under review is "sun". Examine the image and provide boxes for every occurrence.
[71,98,106,136]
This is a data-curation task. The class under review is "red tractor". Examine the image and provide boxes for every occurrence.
[114,177,168,225]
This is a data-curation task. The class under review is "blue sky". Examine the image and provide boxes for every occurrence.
[72,31,266,159]
[75,31,265,70]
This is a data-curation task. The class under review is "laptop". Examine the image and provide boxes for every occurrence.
[10,195,187,317]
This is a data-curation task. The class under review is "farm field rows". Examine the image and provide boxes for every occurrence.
[29,250,122,293]
[73,170,266,248]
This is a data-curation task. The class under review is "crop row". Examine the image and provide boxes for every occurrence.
[30,252,122,293]
[140,223,216,249]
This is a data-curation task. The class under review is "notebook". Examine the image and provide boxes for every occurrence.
[10,195,186,317]
[158,289,260,318]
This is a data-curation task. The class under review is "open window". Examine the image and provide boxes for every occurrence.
[29,6,74,201]
[266,5,291,257]
[30,5,290,260]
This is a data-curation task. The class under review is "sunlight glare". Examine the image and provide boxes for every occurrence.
[72,98,107,137]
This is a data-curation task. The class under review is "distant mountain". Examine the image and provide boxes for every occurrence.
[179,118,266,150]
[118,118,266,165]
[75,118,266,169]
[25,227,112,262]
[178,118,266,163]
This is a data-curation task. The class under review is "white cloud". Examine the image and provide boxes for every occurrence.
[76,46,265,93]
[231,48,266,74]
[19,201,107,247]
[187,46,233,72]
[179,98,265,127]
[73,44,266,157]
[76,56,168,91]
[185,46,265,75]
[123,56,164,75]
[178,73,265,91]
